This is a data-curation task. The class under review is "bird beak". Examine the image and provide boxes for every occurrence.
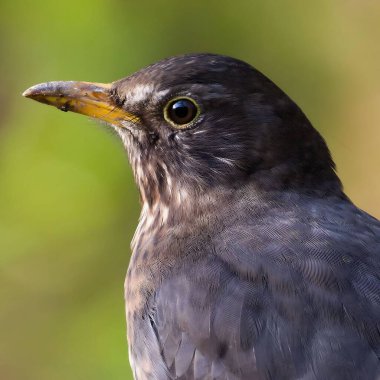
[22,81,140,126]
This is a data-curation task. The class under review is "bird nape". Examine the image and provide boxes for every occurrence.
[23,53,380,380]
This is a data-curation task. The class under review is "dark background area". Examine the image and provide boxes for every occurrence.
[1,1,380,379]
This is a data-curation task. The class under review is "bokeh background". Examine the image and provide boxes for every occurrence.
[1,1,380,379]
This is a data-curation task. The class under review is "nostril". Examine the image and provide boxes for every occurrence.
[148,131,159,145]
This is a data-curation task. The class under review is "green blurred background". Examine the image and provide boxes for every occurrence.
[1,1,380,379]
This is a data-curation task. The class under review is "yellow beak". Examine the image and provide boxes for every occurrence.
[22,81,140,126]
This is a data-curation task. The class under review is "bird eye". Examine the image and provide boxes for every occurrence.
[164,97,200,128]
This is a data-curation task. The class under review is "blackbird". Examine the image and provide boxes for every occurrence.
[23,54,380,380]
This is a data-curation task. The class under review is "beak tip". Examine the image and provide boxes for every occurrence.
[22,88,33,98]
[22,83,44,99]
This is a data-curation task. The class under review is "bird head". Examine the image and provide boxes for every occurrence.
[23,54,342,208]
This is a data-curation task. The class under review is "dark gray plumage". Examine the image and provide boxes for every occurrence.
[23,54,380,380]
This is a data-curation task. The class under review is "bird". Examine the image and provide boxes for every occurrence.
[23,53,380,380]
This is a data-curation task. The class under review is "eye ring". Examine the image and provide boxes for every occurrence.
[163,97,200,129]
